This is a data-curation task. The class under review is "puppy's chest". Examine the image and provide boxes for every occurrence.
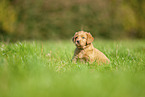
[76,50,92,59]
[77,50,85,58]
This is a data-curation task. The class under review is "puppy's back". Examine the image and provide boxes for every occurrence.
[94,48,110,64]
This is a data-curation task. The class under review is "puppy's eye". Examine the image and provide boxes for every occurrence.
[82,37,85,39]
[75,37,78,39]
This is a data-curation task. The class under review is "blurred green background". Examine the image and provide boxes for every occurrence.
[0,0,145,41]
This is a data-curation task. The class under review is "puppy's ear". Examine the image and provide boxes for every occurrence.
[87,32,94,44]
[72,32,78,43]
[72,37,75,43]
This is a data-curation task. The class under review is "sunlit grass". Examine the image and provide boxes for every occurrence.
[0,40,145,97]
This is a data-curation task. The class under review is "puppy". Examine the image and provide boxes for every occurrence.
[72,31,110,64]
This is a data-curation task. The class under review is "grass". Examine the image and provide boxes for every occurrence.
[0,40,145,97]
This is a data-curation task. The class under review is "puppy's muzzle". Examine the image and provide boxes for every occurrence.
[76,40,80,44]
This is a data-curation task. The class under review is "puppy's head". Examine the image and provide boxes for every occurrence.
[72,31,94,49]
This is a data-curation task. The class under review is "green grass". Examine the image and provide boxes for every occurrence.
[0,40,145,97]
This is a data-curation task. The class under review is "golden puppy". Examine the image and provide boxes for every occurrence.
[72,31,110,64]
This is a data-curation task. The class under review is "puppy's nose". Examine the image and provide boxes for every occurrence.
[77,40,80,44]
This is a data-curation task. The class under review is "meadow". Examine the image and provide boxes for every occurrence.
[0,40,145,97]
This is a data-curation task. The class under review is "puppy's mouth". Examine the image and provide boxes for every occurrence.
[75,43,85,49]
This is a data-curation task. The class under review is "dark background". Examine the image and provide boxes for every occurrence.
[0,0,145,41]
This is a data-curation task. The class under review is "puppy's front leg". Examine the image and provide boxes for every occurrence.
[71,55,77,63]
